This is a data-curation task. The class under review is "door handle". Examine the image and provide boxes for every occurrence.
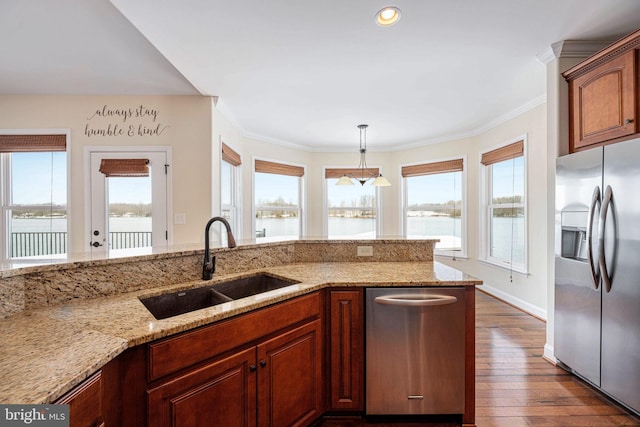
[92,241,103,248]
[374,294,457,307]
[586,186,601,290]
[598,185,613,293]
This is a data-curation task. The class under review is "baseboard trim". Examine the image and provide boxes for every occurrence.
[543,343,557,364]
[478,284,547,321]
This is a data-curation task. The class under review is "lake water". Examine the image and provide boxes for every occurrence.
[257,216,523,262]
[14,216,524,264]
[12,217,151,232]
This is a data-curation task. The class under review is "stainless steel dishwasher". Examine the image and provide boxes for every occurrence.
[365,287,465,415]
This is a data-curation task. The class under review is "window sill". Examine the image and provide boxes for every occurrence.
[479,257,529,276]
[434,251,467,260]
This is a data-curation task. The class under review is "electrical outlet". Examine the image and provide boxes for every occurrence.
[357,245,373,256]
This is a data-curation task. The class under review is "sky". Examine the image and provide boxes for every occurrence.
[12,152,152,206]
[14,153,524,207]
[12,152,66,205]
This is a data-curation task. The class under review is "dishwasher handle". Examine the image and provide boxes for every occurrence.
[374,294,457,307]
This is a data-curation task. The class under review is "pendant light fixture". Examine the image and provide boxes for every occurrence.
[336,124,391,187]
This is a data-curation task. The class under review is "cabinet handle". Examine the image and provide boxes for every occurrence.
[259,360,267,368]
[249,364,257,372]
[625,118,634,124]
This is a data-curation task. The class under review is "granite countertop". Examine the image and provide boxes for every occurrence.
[0,261,480,404]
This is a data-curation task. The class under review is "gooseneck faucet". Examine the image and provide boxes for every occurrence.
[202,216,237,280]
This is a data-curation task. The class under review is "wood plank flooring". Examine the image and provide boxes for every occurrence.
[318,289,640,426]
[474,289,639,426]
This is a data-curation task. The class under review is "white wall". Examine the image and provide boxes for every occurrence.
[0,95,214,252]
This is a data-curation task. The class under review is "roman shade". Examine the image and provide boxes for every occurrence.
[325,167,380,179]
[0,134,66,153]
[481,140,524,166]
[99,159,150,177]
[221,143,241,166]
[401,159,463,178]
[255,160,304,177]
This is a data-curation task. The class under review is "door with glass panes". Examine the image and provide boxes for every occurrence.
[89,150,168,255]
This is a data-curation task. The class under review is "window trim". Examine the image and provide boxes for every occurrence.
[252,156,306,241]
[479,135,528,274]
[0,129,71,261]
[400,155,467,258]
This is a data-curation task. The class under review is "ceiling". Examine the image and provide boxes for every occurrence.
[2,1,640,151]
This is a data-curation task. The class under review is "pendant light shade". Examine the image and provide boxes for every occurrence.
[336,124,391,187]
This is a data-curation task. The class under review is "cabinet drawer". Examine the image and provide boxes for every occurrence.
[148,292,320,381]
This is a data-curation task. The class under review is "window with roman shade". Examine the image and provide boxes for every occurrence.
[221,143,241,166]
[0,133,68,260]
[254,159,304,241]
[221,142,241,243]
[325,167,379,239]
[402,158,465,254]
[481,138,527,276]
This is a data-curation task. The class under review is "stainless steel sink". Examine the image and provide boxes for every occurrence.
[139,274,299,319]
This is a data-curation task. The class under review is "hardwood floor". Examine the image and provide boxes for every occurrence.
[475,289,639,426]
[319,289,640,426]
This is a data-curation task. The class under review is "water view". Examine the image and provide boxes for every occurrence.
[257,215,525,265]
[11,217,152,258]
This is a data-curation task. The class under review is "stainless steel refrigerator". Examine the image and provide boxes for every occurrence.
[555,137,640,415]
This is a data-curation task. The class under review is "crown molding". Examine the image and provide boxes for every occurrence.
[391,94,547,151]
[215,94,547,153]
[536,39,613,64]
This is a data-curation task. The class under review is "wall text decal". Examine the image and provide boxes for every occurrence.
[85,104,171,138]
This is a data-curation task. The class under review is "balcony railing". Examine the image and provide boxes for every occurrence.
[10,231,152,257]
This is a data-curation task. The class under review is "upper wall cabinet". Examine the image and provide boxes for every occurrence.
[563,30,640,152]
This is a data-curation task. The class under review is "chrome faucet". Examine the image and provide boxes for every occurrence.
[202,216,237,280]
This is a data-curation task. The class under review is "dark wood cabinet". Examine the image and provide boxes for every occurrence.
[327,289,363,411]
[143,292,323,427]
[564,29,640,152]
[257,320,323,427]
[147,348,257,427]
[56,370,104,427]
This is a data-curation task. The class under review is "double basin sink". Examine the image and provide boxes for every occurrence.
[139,274,299,320]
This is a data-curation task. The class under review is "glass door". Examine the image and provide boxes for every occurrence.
[89,150,168,256]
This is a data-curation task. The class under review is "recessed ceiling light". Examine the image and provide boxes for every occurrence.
[376,6,401,27]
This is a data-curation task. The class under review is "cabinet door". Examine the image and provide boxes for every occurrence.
[570,49,637,151]
[147,348,257,427]
[328,289,364,411]
[56,370,104,427]
[257,320,323,427]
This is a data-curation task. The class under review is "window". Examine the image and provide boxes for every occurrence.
[0,133,68,260]
[402,158,465,255]
[481,138,526,273]
[254,159,304,242]
[325,167,379,238]
[221,142,241,244]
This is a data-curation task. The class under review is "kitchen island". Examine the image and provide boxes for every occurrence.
[0,240,481,426]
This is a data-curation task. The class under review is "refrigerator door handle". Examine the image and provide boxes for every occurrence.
[598,185,613,293]
[587,186,601,289]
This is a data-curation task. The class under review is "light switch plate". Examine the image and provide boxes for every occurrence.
[357,245,373,256]
[174,213,186,225]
